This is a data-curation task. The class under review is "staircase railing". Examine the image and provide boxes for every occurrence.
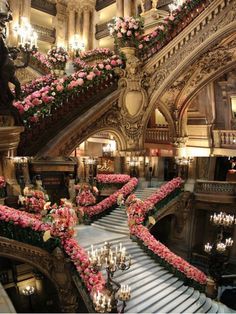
[17,73,119,155]
[126,178,207,291]
[0,205,105,311]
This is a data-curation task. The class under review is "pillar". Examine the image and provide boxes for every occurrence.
[75,10,81,36]
[68,5,76,48]
[56,0,67,47]
[116,0,124,17]
[82,6,91,50]
[124,0,132,16]
[8,0,20,46]
[21,0,31,19]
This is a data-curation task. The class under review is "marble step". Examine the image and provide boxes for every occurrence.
[91,222,129,234]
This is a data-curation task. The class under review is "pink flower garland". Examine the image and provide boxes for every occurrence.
[126,178,207,286]
[82,177,138,217]
[133,224,207,284]
[96,174,131,184]
[63,238,105,293]
[0,205,106,294]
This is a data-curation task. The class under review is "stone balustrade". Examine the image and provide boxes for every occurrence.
[213,130,236,148]
[145,127,171,143]
[194,180,236,203]
[144,0,231,67]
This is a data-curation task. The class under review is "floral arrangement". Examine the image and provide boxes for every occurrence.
[14,56,122,127]
[78,48,113,62]
[76,184,97,207]
[44,200,78,238]
[81,177,138,219]
[47,46,69,69]
[108,16,144,48]
[19,187,50,214]
[138,0,209,59]
[124,178,207,289]
[96,174,131,184]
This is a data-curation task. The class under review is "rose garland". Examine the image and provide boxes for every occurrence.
[81,177,138,219]
[125,178,207,289]
[30,51,52,74]
[77,48,113,63]
[0,204,105,295]
[138,0,210,59]
[14,56,123,127]
[47,46,69,69]
[96,174,131,184]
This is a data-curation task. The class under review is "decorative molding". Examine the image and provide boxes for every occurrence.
[32,24,56,44]
[0,237,78,312]
[95,0,116,11]
[31,0,57,16]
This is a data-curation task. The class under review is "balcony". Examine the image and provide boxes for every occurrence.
[32,24,56,44]
[145,128,171,144]
[95,20,111,40]
[213,130,236,148]
[194,180,236,203]
[96,0,116,11]
[31,0,57,16]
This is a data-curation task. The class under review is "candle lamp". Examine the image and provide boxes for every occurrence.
[88,242,132,313]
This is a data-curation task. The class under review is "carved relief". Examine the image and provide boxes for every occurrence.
[0,237,78,312]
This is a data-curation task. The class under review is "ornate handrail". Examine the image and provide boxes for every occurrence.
[213,130,236,148]
[31,0,57,16]
[194,180,236,195]
[18,79,118,155]
[145,127,171,143]
[144,0,230,68]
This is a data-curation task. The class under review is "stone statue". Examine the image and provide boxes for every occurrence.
[0,1,23,125]
[141,0,158,13]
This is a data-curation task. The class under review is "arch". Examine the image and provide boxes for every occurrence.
[144,17,236,134]
[37,91,120,157]
[67,127,127,156]
[144,99,176,137]
[0,237,78,312]
[178,61,236,136]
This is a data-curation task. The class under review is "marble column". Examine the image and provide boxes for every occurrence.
[82,6,91,50]
[68,6,76,48]
[22,0,31,19]
[75,10,81,37]
[124,0,132,16]
[116,0,124,17]
[56,0,67,47]
[8,0,20,46]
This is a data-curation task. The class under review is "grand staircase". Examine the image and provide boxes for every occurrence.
[78,187,234,313]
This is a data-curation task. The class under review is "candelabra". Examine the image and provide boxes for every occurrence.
[88,242,131,313]
[204,212,236,284]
